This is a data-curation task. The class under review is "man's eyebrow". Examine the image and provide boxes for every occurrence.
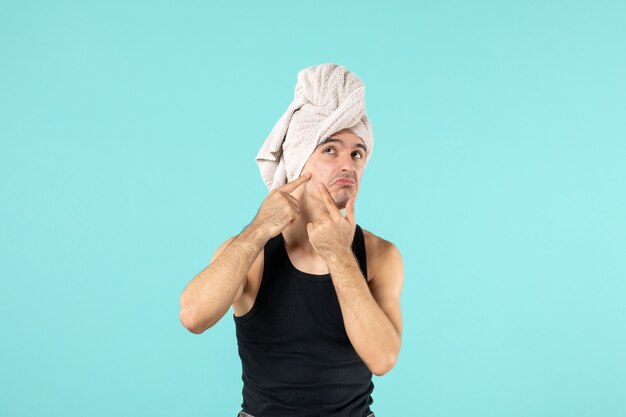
[319,137,368,154]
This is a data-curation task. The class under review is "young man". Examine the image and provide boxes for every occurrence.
[180,64,404,417]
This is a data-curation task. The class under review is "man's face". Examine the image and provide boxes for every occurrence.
[299,128,368,210]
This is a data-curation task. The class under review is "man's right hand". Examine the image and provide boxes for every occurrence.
[251,172,312,239]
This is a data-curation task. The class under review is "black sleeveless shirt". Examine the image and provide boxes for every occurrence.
[233,224,374,417]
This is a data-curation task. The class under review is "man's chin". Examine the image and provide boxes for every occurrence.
[335,197,351,210]
[328,188,356,209]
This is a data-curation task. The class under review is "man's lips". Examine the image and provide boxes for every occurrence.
[333,178,356,186]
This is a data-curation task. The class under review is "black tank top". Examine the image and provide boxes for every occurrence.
[233,224,374,417]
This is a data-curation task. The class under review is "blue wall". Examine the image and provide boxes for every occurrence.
[1,1,625,416]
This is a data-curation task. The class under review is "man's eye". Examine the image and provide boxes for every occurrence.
[323,147,363,159]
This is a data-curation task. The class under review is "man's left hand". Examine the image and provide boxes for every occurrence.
[307,183,356,260]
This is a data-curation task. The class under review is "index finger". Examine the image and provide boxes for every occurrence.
[276,172,312,193]
[317,183,342,219]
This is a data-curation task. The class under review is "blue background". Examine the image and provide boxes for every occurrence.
[1,1,625,416]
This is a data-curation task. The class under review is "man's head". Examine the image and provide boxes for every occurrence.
[294,128,368,210]
[256,63,374,192]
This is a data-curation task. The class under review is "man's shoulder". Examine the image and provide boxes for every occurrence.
[359,226,403,280]
[360,226,400,254]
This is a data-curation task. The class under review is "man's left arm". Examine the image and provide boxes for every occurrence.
[308,184,404,376]
[324,240,404,376]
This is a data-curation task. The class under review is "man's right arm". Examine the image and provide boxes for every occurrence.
[179,172,312,334]
[179,223,267,334]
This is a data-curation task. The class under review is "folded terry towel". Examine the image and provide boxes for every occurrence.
[256,63,374,191]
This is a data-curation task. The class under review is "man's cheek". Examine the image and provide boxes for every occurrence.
[305,181,319,195]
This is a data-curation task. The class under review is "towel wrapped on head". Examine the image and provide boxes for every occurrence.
[256,63,374,191]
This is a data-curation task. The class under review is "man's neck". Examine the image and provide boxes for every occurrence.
[281,192,328,256]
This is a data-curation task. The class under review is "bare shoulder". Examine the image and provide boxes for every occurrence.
[360,226,404,282]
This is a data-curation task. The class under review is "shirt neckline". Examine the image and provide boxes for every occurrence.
[278,232,332,281]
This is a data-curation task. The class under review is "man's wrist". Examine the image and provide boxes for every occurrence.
[322,245,354,265]
[238,222,269,250]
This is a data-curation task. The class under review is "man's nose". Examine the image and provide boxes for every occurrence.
[338,150,356,171]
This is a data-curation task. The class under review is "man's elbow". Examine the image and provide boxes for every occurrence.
[370,352,399,376]
[179,309,212,334]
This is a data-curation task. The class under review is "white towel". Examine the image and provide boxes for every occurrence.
[256,63,374,191]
